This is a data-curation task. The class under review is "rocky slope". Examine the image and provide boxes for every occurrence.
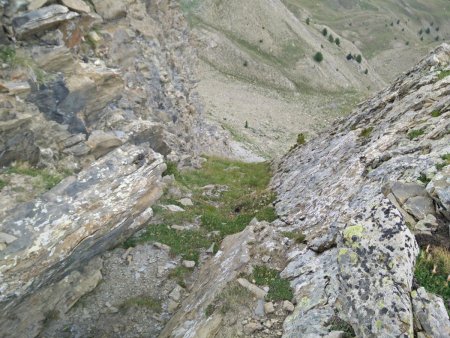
[0,0,255,336]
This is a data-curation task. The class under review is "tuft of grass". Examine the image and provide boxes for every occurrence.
[251,266,293,302]
[296,133,306,145]
[126,157,276,264]
[282,231,306,244]
[415,249,450,315]
[359,127,373,138]
[0,179,7,191]
[163,161,181,180]
[407,129,425,140]
[437,70,450,81]
[418,173,431,185]
[6,165,66,190]
[0,46,16,64]
[430,110,442,117]
[212,282,255,316]
[168,266,191,288]
[119,296,162,312]
[436,154,450,171]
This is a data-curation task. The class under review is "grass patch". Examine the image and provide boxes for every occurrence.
[126,157,277,263]
[297,133,306,145]
[437,69,450,81]
[119,296,162,312]
[0,179,7,191]
[251,265,293,302]
[6,165,67,190]
[407,129,425,140]
[163,161,181,180]
[0,46,16,64]
[415,249,450,315]
[436,153,450,171]
[206,282,254,317]
[430,110,442,117]
[359,127,373,138]
[168,266,192,288]
[418,173,431,185]
[282,231,306,244]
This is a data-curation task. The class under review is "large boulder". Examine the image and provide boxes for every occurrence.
[0,144,165,337]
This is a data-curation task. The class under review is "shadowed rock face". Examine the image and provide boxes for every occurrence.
[273,44,450,337]
[0,145,165,336]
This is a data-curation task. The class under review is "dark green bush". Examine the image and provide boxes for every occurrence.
[313,52,324,62]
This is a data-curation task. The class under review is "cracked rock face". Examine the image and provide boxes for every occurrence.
[0,145,165,336]
[273,44,450,337]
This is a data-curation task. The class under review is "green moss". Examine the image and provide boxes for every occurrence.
[0,179,7,191]
[418,173,431,185]
[296,133,306,145]
[359,127,373,138]
[0,46,16,64]
[407,129,425,140]
[251,265,293,301]
[437,69,450,80]
[430,110,442,117]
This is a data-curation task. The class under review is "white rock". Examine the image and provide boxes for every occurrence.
[178,198,193,206]
[264,302,275,314]
[162,205,185,212]
[182,260,195,268]
[237,278,267,299]
[282,300,295,312]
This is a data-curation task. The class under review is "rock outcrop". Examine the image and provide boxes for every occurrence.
[273,44,450,337]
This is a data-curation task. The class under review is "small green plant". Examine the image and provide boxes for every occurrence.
[425,27,431,34]
[322,28,328,36]
[415,248,450,315]
[119,296,162,312]
[313,52,324,62]
[251,266,293,301]
[328,34,334,43]
[6,165,65,190]
[355,54,362,63]
[436,153,450,170]
[359,127,373,138]
[346,53,353,60]
[430,110,442,117]
[168,266,191,288]
[306,17,310,25]
[407,129,425,140]
[0,179,7,191]
[0,46,16,64]
[364,69,368,75]
[335,38,340,46]
[163,161,180,179]
[418,29,423,35]
[244,120,249,128]
[418,173,431,185]
[205,303,215,317]
[282,231,306,244]
[437,70,450,80]
[296,133,306,145]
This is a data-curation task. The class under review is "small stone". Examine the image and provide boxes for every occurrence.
[264,302,275,314]
[61,0,91,13]
[206,243,215,254]
[264,320,273,328]
[167,299,179,312]
[282,300,295,312]
[182,260,195,268]
[171,225,188,231]
[169,285,184,302]
[178,198,193,206]
[325,331,346,338]
[0,232,18,245]
[237,278,267,299]
[262,255,271,263]
[162,205,185,212]
[244,322,263,334]
[255,299,265,317]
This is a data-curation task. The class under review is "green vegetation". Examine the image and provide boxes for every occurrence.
[407,129,425,140]
[415,248,450,315]
[205,282,254,317]
[322,28,328,36]
[418,173,431,185]
[430,110,442,117]
[437,70,450,81]
[306,17,310,25]
[0,46,16,64]
[364,69,368,75]
[163,161,181,180]
[436,153,450,171]
[5,165,67,190]
[313,52,324,62]
[296,133,306,145]
[119,296,162,312]
[282,231,306,244]
[245,120,249,128]
[359,127,373,138]
[168,266,191,288]
[335,37,340,46]
[125,157,277,263]
[251,265,293,301]
[0,179,7,191]
[328,34,334,43]
[355,54,362,63]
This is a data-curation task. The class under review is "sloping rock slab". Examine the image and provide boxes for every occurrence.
[13,5,79,39]
[0,145,165,335]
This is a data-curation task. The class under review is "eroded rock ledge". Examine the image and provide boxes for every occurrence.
[273,44,450,337]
